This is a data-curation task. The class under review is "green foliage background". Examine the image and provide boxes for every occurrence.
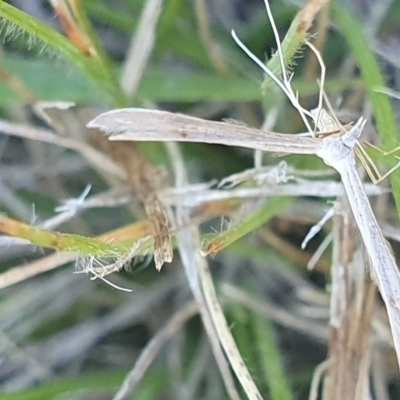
[0,0,400,399]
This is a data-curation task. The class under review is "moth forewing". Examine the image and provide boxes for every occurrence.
[87,108,323,155]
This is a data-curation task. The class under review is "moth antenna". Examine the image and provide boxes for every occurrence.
[231,30,314,134]
[305,40,326,124]
[231,30,290,101]
[262,0,288,85]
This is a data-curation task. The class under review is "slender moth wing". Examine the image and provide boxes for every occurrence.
[87,108,323,155]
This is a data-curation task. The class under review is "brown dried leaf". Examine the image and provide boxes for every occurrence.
[50,0,96,56]
[145,195,173,271]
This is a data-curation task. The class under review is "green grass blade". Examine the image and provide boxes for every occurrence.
[0,369,168,400]
[0,2,126,105]
[203,197,293,255]
[0,370,125,400]
[0,55,361,104]
[83,0,138,31]
[0,216,152,258]
[252,311,294,400]
[228,304,257,379]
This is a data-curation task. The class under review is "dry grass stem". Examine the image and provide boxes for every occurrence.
[167,141,245,400]
[222,283,328,341]
[0,119,125,178]
[112,302,198,400]
[160,180,387,207]
[322,197,375,400]
[194,0,228,74]
[119,0,163,97]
